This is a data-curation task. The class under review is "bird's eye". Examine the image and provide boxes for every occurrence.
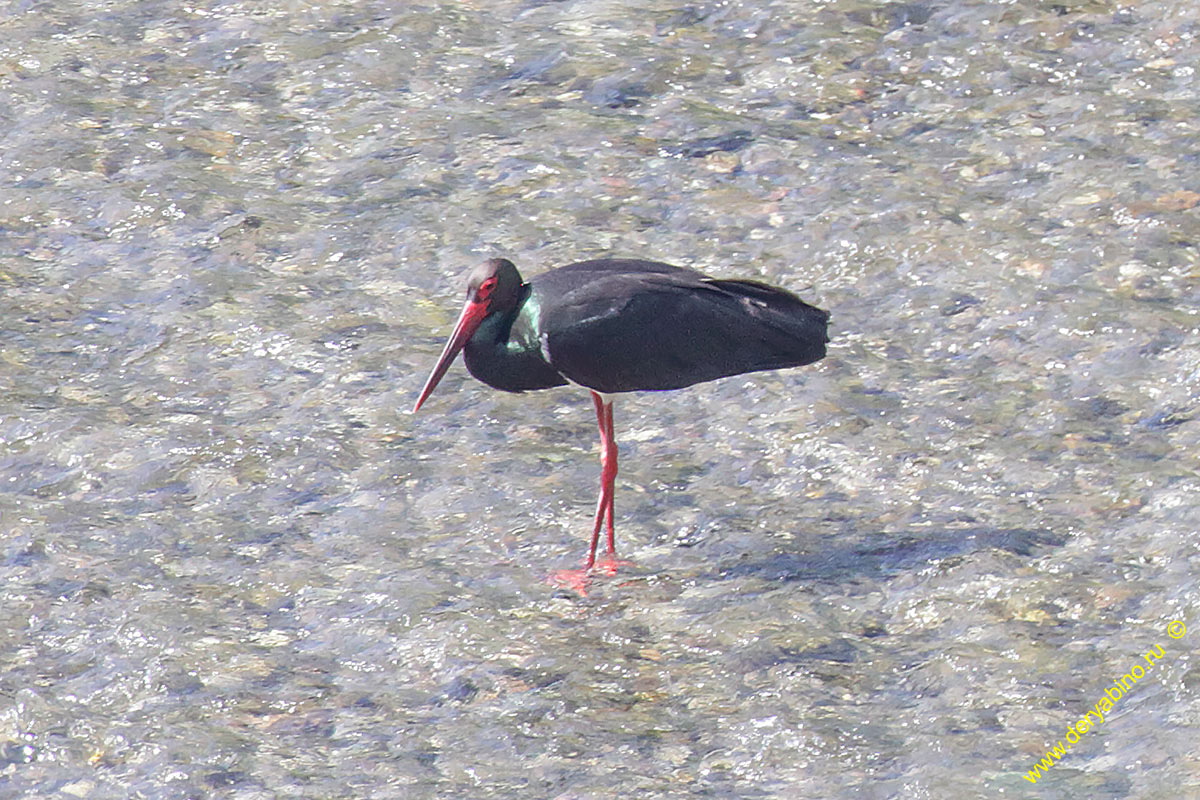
[476,277,498,301]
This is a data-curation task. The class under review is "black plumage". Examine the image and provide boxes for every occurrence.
[535,259,828,392]
[413,256,830,586]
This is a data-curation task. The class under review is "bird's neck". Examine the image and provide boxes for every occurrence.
[462,286,562,392]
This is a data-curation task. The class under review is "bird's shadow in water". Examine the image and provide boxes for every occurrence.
[712,527,1065,583]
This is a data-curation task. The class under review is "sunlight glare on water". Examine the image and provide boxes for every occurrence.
[1,1,1198,798]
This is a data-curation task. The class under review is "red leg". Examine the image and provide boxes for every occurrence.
[548,392,629,594]
[586,392,618,570]
[602,399,617,557]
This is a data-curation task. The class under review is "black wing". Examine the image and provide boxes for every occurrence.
[540,271,829,394]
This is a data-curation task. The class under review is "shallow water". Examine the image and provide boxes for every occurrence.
[2,0,1198,797]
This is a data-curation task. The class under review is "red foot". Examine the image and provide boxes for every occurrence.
[547,567,594,596]
[546,556,636,596]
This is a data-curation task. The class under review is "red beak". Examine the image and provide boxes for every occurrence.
[413,296,490,412]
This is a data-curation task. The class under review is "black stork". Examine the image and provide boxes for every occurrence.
[413,257,829,589]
